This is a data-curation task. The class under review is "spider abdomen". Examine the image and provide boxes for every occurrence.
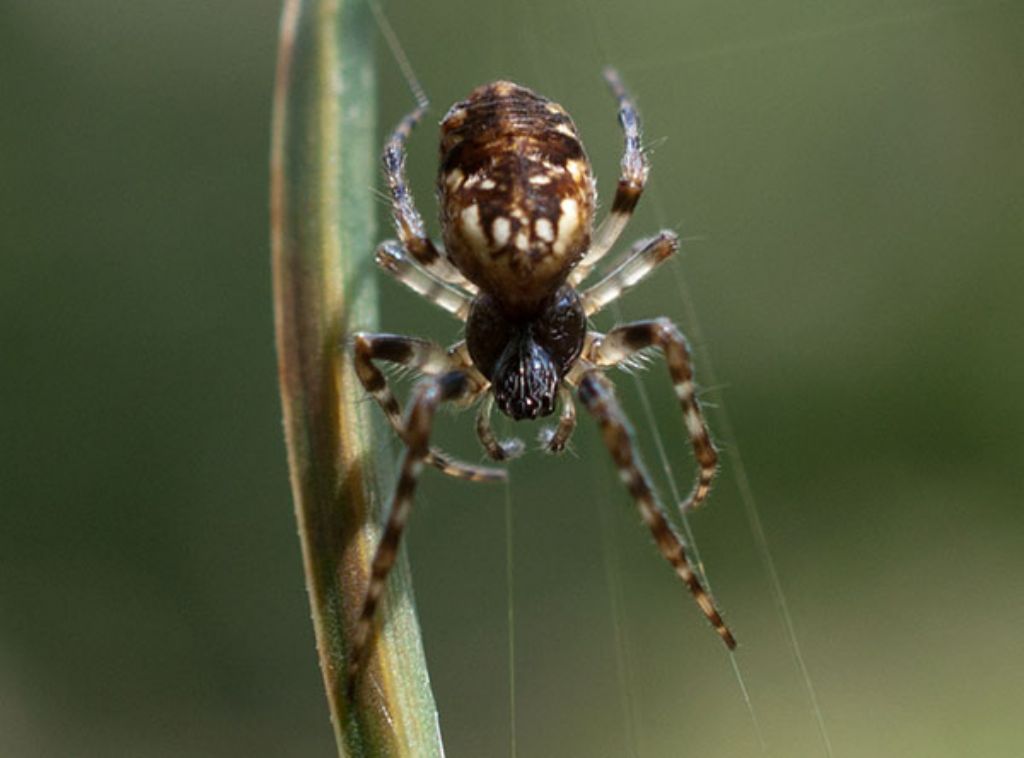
[438,81,596,318]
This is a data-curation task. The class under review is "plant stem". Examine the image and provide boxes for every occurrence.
[271,0,444,754]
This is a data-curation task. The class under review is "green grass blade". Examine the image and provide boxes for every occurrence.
[270,0,444,754]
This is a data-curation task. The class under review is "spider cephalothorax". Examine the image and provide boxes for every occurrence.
[466,285,586,420]
[348,70,734,696]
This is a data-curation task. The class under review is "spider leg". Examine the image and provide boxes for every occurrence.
[538,386,577,454]
[580,231,678,316]
[347,370,474,697]
[577,369,735,649]
[375,241,472,321]
[353,332,505,482]
[587,319,718,512]
[475,395,525,461]
[383,104,477,292]
[570,68,648,286]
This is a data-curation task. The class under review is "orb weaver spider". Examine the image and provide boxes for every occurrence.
[348,69,734,692]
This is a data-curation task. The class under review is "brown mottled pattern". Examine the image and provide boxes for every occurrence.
[374,241,472,321]
[383,105,437,263]
[590,318,720,512]
[382,104,478,292]
[581,231,678,316]
[570,68,649,286]
[578,371,735,649]
[352,332,505,482]
[438,82,596,317]
[346,372,474,697]
[603,68,646,195]
[352,70,734,695]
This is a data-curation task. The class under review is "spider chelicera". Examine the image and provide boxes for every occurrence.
[348,69,735,690]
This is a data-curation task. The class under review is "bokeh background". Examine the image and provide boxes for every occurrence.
[3,0,1022,756]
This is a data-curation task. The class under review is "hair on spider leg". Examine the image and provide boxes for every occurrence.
[695,381,731,400]
[612,346,659,373]
[385,361,421,383]
[642,134,670,155]
[367,184,395,208]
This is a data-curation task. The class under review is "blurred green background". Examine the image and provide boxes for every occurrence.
[3,0,1022,756]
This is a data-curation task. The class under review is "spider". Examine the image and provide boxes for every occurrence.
[348,69,735,692]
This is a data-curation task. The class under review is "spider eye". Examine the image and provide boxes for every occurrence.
[493,336,559,421]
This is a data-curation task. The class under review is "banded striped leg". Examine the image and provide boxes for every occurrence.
[383,105,477,292]
[347,371,473,696]
[539,386,577,454]
[353,332,506,482]
[581,231,679,316]
[476,395,525,461]
[570,68,648,286]
[589,319,718,512]
[375,241,472,321]
[577,370,735,649]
